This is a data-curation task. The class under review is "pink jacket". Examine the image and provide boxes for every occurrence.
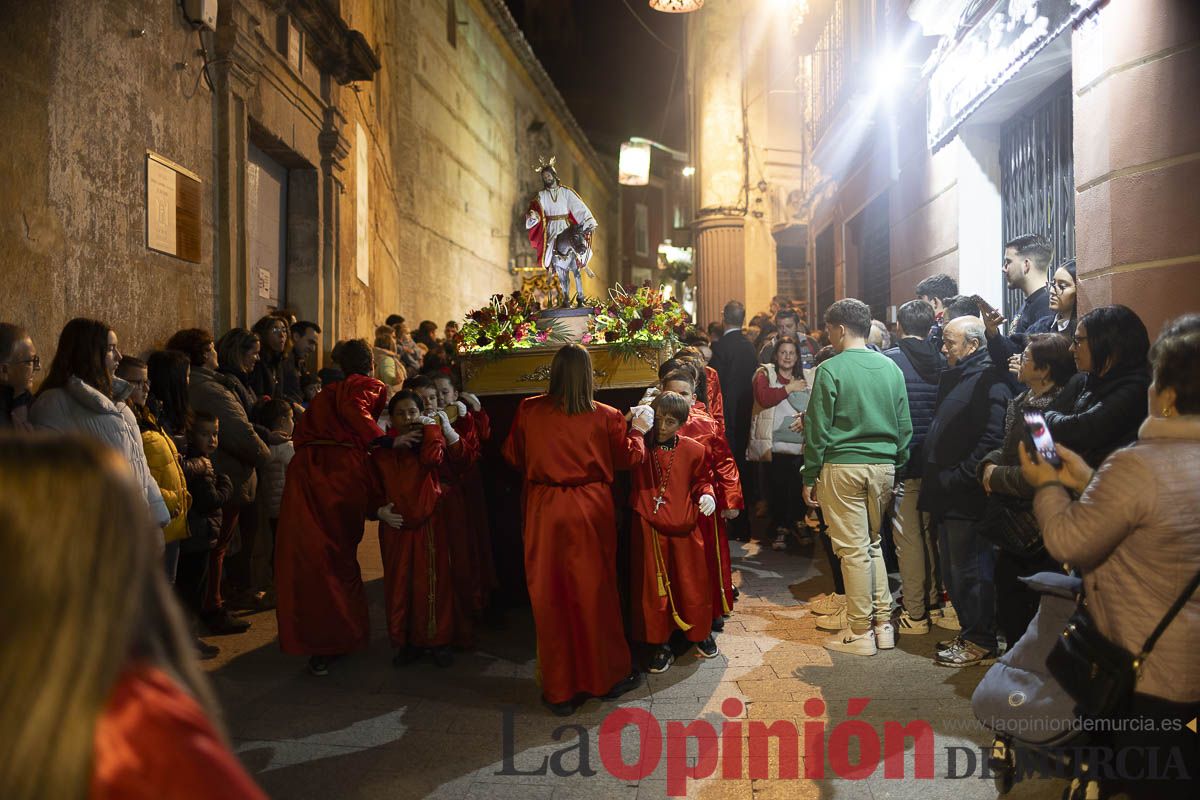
[1034,415,1200,702]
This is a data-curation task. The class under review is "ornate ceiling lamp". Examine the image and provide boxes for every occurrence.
[648,0,704,12]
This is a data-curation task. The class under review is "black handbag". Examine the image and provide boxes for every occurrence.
[1047,567,1200,718]
[976,493,1043,557]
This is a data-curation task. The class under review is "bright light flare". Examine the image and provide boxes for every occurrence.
[681,166,695,177]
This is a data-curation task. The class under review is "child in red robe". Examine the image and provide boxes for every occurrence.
[431,374,497,619]
[631,391,719,673]
[660,368,744,635]
[372,390,462,667]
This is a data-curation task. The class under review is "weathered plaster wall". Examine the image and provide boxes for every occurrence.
[0,0,613,365]
[0,0,217,359]
[338,0,615,335]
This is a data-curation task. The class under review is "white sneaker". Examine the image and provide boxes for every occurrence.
[897,610,931,635]
[932,603,961,631]
[814,608,847,632]
[873,621,896,650]
[809,593,847,616]
[824,627,877,656]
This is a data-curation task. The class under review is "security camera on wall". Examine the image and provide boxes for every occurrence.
[182,0,218,31]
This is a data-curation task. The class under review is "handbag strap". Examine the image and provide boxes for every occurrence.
[1135,566,1200,667]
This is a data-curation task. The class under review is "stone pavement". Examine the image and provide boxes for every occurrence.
[206,524,1068,800]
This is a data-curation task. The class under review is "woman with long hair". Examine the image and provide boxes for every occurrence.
[502,344,651,715]
[1044,304,1151,466]
[748,335,809,551]
[29,318,169,530]
[248,315,290,400]
[274,339,414,676]
[146,349,193,447]
[0,435,266,800]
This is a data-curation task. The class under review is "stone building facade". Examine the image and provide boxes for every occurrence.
[0,0,614,361]
[797,0,1200,337]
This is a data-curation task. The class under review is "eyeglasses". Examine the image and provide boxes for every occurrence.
[11,356,42,370]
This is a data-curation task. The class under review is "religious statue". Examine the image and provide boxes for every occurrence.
[525,156,597,307]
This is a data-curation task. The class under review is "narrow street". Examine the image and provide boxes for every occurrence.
[208,525,1066,799]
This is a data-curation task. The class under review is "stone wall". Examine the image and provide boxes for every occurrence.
[0,0,613,363]
[0,0,217,360]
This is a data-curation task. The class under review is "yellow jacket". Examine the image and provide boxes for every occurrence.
[141,427,192,543]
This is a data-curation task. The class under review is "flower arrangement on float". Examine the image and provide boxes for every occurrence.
[586,283,688,355]
[455,292,552,354]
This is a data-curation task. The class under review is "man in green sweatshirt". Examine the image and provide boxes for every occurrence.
[802,299,912,657]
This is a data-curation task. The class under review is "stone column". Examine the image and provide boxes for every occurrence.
[1072,1,1200,336]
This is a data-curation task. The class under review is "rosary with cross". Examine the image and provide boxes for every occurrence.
[651,442,676,514]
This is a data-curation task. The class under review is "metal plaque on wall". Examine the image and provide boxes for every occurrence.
[146,151,202,263]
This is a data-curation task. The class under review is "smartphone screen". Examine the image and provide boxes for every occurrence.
[1022,410,1062,467]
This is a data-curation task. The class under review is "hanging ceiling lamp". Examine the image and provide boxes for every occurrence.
[648,0,704,13]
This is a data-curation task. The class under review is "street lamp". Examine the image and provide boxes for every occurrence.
[619,137,689,186]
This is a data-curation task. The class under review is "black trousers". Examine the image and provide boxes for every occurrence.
[994,547,1061,649]
[766,453,804,531]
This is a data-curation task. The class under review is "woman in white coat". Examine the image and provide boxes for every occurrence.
[29,318,170,533]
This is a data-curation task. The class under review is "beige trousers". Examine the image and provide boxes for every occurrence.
[890,478,941,619]
[816,463,895,631]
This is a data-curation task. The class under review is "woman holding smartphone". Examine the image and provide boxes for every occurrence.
[1020,313,1200,800]
[977,333,1078,647]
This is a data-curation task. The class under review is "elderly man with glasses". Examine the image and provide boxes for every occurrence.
[0,323,40,430]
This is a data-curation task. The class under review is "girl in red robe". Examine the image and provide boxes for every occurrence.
[372,390,465,667]
[660,369,744,632]
[630,392,718,674]
[502,344,650,716]
[275,340,411,676]
[0,435,266,800]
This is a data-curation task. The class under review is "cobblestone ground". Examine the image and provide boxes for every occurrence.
[206,523,1067,800]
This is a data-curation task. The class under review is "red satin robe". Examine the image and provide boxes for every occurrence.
[91,663,267,800]
[680,406,744,621]
[275,374,388,656]
[704,365,725,436]
[630,435,714,644]
[440,413,481,647]
[373,422,457,648]
[502,395,646,704]
[461,407,497,612]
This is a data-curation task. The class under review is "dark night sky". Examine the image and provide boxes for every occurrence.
[502,0,687,158]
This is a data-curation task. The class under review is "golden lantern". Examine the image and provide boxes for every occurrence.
[648,0,704,12]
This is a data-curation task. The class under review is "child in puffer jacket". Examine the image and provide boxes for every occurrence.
[179,411,233,659]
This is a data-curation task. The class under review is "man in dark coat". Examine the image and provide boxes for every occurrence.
[883,300,946,634]
[709,300,760,541]
[919,316,1012,667]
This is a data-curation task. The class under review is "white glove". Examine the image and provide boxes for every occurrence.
[454,400,469,418]
[638,387,660,406]
[416,416,435,426]
[461,392,481,412]
[629,404,655,433]
[377,503,405,528]
[698,495,716,517]
[435,409,460,445]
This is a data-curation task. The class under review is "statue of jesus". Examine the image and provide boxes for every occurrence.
[525,157,597,306]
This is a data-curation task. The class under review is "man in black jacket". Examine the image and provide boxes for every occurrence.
[709,300,759,541]
[1001,234,1052,336]
[883,300,946,635]
[920,316,1012,667]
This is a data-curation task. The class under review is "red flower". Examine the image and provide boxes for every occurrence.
[477,333,491,346]
[604,330,618,343]
[628,318,644,333]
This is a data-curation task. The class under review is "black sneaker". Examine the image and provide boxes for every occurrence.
[711,616,725,633]
[602,670,643,700]
[648,647,674,674]
[195,637,220,660]
[202,609,250,635]
[697,636,719,659]
[308,656,330,676]
[433,647,454,668]
[732,586,740,600]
